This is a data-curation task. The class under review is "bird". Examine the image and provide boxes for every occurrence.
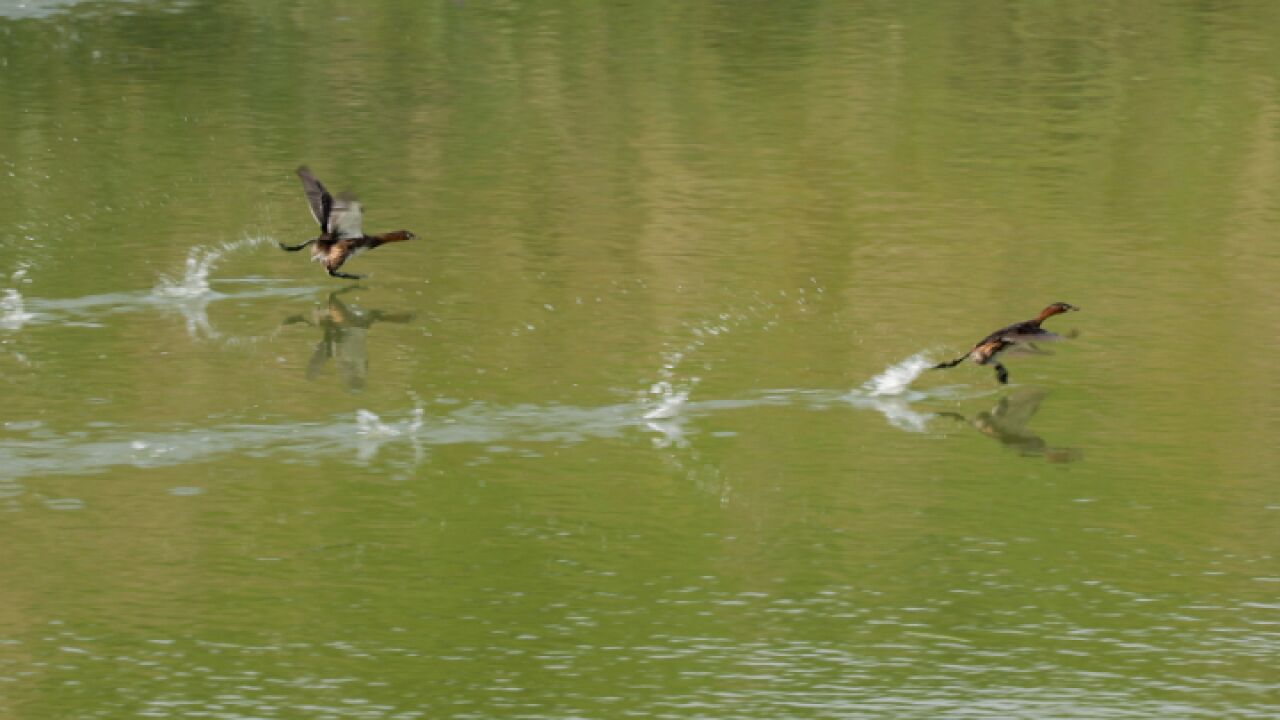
[933,302,1080,384]
[279,165,416,280]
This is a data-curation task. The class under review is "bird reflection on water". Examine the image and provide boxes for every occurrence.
[281,290,413,391]
[939,387,1082,463]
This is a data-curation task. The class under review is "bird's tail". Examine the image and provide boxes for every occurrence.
[933,354,967,370]
[279,238,316,252]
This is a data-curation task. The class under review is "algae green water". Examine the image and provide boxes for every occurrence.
[1,1,1277,717]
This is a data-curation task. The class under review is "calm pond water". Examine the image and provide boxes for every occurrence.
[2,1,1278,717]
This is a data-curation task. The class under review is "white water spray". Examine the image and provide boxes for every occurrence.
[0,289,33,330]
[354,406,427,462]
[355,406,426,437]
[355,409,400,437]
[639,292,792,424]
[861,353,935,397]
[643,379,693,420]
[839,353,943,433]
[154,235,273,298]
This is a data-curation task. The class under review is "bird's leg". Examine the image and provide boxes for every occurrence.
[327,267,365,280]
[994,363,1010,384]
[279,238,316,252]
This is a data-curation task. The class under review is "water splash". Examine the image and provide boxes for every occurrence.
[2,235,298,342]
[843,353,998,432]
[406,406,425,433]
[639,348,701,431]
[861,353,935,397]
[143,234,305,342]
[643,380,694,448]
[643,380,692,420]
[640,292,791,426]
[0,289,34,330]
[355,405,425,440]
[354,407,427,463]
[355,409,403,437]
[841,353,943,433]
[153,235,273,298]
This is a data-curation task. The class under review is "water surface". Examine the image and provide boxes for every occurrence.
[1,1,1277,718]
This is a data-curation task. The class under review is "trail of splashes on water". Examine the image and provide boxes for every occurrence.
[0,372,997,483]
[0,235,309,342]
[153,235,275,298]
[0,402,642,482]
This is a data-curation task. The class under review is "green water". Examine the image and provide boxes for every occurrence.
[2,1,1277,717]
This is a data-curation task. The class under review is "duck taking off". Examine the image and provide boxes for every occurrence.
[279,166,416,280]
[933,302,1079,384]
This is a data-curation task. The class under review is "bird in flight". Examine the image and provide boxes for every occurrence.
[279,165,415,280]
[933,302,1080,384]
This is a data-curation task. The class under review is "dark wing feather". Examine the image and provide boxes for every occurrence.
[296,166,333,231]
[998,319,1062,344]
[979,319,1041,346]
[967,317,1053,364]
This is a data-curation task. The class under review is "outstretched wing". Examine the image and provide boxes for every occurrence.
[978,319,1039,346]
[997,320,1060,344]
[328,192,364,239]
[296,166,333,231]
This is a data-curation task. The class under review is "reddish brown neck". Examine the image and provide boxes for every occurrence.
[375,230,414,243]
[1035,305,1064,324]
